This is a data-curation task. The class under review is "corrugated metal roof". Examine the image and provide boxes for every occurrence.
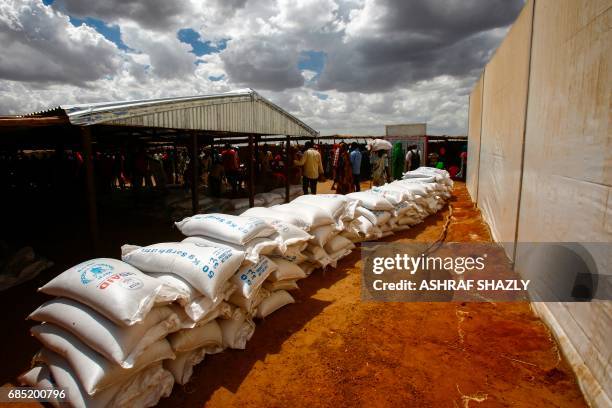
[24,89,318,137]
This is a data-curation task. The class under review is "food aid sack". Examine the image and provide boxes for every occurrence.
[232,256,277,299]
[241,206,308,230]
[167,320,223,353]
[255,290,295,319]
[228,286,271,316]
[31,323,174,396]
[324,235,355,256]
[298,262,318,276]
[182,235,278,264]
[264,219,313,249]
[309,224,338,247]
[32,351,173,408]
[164,347,207,385]
[219,308,255,349]
[29,299,181,369]
[121,242,244,302]
[346,192,395,211]
[175,214,275,245]
[293,194,356,221]
[271,203,336,230]
[304,244,333,268]
[170,301,231,330]
[267,258,307,282]
[263,280,299,292]
[38,258,169,327]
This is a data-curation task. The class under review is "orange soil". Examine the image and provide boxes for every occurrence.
[158,182,586,407]
[2,182,587,408]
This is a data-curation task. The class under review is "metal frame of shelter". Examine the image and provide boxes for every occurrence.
[0,89,323,255]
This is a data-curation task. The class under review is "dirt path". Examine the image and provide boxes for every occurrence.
[2,182,586,408]
[158,182,586,408]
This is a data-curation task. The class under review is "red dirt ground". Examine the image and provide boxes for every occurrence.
[2,182,587,408]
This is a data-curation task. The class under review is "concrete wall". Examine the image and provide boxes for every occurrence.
[466,73,484,202]
[385,123,426,137]
[515,0,611,406]
[477,0,534,259]
[466,0,611,405]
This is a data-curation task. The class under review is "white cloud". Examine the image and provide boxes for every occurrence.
[0,0,524,136]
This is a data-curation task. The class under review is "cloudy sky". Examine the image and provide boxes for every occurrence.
[0,0,524,135]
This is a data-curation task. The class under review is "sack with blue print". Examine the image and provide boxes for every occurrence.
[121,242,244,302]
[39,258,168,326]
[175,214,275,245]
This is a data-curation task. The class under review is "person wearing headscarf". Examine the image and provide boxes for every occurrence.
[332,143,353,194]
[391,142,405,180]
[371,149,390,186]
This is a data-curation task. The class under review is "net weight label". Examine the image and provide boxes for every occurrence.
[0,387,67,403]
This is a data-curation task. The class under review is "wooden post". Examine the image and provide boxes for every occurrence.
[285,135,290,203]
[191,132,199,214]
[81,127,99,256]
[248,135,255,207]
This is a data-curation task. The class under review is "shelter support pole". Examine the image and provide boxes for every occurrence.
[248,135,255,207]
[191,132,199,214]
[80,126,99,257]
[285,135,290,203]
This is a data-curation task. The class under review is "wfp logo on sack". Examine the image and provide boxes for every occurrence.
[79,263,114,285]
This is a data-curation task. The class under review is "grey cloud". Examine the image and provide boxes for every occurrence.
[317,0,523,92]
[220,37,304,91]
[51,0,190,30]
[0,0,122,85]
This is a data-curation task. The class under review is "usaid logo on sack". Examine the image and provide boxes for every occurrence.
[80,263,114,285]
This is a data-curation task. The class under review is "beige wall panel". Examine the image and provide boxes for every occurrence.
[515,1,611,406]
[466,73,484,202]
[477,0,534,259]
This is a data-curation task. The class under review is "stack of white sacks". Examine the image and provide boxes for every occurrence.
[19,167,451,407]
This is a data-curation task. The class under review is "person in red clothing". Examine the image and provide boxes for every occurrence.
[221,143,240,193]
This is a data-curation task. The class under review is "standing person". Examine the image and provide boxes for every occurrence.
[294,141,324,195]
[334,143,353,194]
[371,149,390,187]
[221,143,240,194]
[391,142,405,180]
[349,142,362,192]
[405,145,421,172]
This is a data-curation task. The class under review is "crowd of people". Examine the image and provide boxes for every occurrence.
[0,140,466,201]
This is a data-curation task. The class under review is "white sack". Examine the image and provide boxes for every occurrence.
[267,258,306,282]
[31,323,174,396]
[168,320,222,352]
[39,258,166,327]
[34,350,173,408]
[121,242,244,302]
[164,347,207,385]
[149,272,235,322]
[324,235,355,254]
[272,203,335,230]
[175,214,274,245]
[228,286,270,316]
[241,207,308,230]
[309,224,338,247]
[29,299,180,369]
[263,280,299,292]
[265,219,313,248]
[182,235,278,264]
[170,301,231,330]
[219,309,255,349]
[233,256,277,299]
[304,244,333,268]
[255,290,295,318]
[292,194,352,220]
[298,262,318,276]
[346,192,395,211]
